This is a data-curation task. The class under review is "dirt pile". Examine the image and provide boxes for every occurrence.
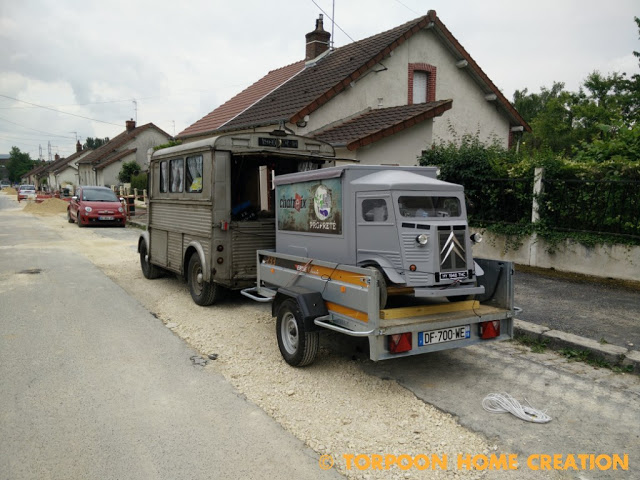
[2,187,17,195]
[23,198,68,215]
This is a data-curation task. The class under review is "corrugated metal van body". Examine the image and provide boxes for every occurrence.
[149,201,213,274]
[231,220,276,282]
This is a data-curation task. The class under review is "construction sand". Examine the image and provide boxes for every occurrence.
[22,198,69,215]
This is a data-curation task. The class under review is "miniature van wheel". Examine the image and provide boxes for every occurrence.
[366,266,388,309]
[188,254,220,306]
[276,299,319,367]
[140,241,162,280]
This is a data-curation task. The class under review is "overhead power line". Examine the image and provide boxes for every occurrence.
[0,115,76,139]
[0,94,123,127]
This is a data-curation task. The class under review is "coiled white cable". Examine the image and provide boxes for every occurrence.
[482,393,552,423]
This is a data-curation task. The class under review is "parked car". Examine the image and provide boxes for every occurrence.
[17,185,36,202]
[0,182,11,189]
[67,186,126,227]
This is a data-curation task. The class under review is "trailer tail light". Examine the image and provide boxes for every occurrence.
[479,320,500,339]
[388,333,412,354]
[220,221,229,231]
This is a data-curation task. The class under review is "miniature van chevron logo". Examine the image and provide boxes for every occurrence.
[440,231,466,266]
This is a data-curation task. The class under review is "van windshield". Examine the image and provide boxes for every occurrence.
[398,196,461,218]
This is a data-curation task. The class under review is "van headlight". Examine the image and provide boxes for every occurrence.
[84,206,93,213]
[416,234,429,245]
[118,207,124,213]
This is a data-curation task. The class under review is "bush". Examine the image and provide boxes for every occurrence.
[130,172,148,192]
[118,161,141,183]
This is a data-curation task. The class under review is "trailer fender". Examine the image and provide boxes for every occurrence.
[272,287,328,332]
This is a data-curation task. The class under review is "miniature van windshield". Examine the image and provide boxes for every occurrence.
[398,196,461,218]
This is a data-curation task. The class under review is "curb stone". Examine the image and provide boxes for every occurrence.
[514,319,638,374]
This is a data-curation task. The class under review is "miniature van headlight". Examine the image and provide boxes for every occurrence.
[416,233,429,245]
[84,206,92,213]
[470,232,483,243]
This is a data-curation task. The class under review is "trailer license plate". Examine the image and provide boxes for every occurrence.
[98,216,114,221]
[418,325,470,346]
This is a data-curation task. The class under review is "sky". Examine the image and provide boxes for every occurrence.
[1,0,638,159]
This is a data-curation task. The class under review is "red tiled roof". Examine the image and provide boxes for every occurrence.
[313,100,452,150]
[77,123,170,165]
[94,148,137,170]
[222,17,428,132]
[177,61,305,139]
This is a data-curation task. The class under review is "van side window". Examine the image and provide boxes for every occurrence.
[159,161,168,193]
[362,199,388,222]
[186,155,203,193]
[170,158,184,193]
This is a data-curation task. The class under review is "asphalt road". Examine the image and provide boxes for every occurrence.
[514,270,639,352]
[0,196,341,480]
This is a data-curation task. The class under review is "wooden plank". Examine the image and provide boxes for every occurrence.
[379,300,480,320]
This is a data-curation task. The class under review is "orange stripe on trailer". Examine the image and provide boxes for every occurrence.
[302,264,370,288]
[325,302,369,323]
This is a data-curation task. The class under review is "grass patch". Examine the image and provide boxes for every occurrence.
[559,348,634,373]
[515,335,549,353]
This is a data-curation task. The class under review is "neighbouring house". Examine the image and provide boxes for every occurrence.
[22,162,48,189]
[46,141,92,191]
[177,10,530,166]
[76,120,171,186]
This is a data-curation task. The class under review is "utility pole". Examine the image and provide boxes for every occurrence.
[331,0,335,50]
[133,99,138,123]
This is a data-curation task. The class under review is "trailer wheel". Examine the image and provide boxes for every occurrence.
[140,241,162,280]
[188,254,220,306]
[276,299,319,367]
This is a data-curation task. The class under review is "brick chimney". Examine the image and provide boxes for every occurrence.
[305,14,331,61]
[54,154,60,162]
[76,140,82,153]
[126,119,136,132]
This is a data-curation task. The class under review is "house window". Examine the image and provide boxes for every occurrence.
[413,71,428,104]
[169,158,184,193]
[186,155,203,193]
[408,63,437,104]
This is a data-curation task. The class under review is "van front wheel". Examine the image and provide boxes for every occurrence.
[188,254,219,306]
[276,299,319,367]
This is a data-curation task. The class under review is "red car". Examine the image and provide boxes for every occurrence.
[67,186,126,227]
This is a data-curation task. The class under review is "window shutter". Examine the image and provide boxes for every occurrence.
[412,71,428,104]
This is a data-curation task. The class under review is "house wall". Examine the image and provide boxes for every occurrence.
[77,164,96,186]
[97,152,137,186]
[55,167,78,189]
[299,28,510,155]
[405,30,511,146]
[355,120,434,166]
[131,129,171,170]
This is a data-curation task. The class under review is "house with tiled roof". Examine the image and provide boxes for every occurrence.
[43,141,92,191]
[178,10,529,166]
[77,120,171,186]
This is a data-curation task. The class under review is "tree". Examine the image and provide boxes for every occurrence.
[84,137,110,150]
[7,147,36,183]
[118,161,141,184]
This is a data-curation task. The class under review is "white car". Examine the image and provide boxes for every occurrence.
[17,185,36,202]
